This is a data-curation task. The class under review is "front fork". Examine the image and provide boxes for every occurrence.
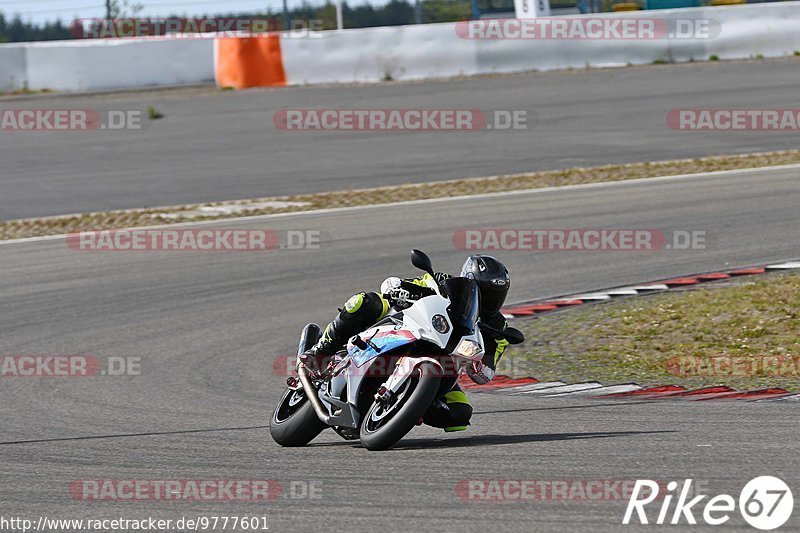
[374,356,445,404]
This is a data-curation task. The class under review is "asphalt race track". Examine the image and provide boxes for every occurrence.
[2,58,800,220]
[1,167,798,532]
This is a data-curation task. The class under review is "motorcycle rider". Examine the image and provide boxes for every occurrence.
[302,255,511,433]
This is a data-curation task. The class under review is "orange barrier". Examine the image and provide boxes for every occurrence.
[215,35,286,89]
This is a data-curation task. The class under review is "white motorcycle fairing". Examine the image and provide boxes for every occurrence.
[310,278,485,430]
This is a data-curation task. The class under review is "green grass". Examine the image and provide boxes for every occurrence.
[502,273,800,390]
[147,106,164,120]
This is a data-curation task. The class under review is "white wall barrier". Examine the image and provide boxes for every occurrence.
[699,3,800,60]
[0,44,26,92]
[1,2,799,93]
[25,37,215,92]
[1,37,215,93]
[278,3,800,87]
[280,23,480,85]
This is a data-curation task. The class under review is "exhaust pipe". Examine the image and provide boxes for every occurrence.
[297,363,332,425]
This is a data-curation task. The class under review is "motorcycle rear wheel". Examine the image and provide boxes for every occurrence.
[270,386,327,447]
[269,323,327,447]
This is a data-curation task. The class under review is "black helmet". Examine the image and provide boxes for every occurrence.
[460,255,510,317]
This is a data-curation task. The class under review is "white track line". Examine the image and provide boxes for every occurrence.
[627,284,670,291]
[541,382,606,396]
[577,384,643,396]
[570,293,612,301]
[766,262,800,270]
[604,289,641,296]
[519,382,603,395]
[5,163,800,246]
[504,381,567,393]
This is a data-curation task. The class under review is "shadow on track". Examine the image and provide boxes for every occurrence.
[0,403,664,447]
[474,400,658,416]
[308,429,675,450]
[0,425,268,446]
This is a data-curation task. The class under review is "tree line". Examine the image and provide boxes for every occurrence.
[0,0,473,43]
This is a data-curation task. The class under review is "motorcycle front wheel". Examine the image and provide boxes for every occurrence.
[359,362,441,451]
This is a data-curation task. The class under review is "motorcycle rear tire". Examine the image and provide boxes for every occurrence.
[269,322,326,447]
[270,387,327,447]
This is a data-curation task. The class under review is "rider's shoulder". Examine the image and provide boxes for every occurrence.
[480,312,508,332]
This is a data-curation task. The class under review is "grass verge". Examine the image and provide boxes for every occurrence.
[3,149,800,241]
[502,272,800,391]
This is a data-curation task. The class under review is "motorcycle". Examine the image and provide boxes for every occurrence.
[269,249,524,451]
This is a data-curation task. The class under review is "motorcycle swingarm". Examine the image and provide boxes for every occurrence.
[318,388,360,429]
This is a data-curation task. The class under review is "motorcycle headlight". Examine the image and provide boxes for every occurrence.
[432,314,450,334]
[454,339,482,359]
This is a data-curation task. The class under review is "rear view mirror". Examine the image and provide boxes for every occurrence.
[411,249,435,276]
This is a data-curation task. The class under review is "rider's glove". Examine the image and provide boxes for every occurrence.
[381,277,415,309]
[386,287,414,309]
[382,277,435,310]
[433,272,451,284]
[380,277,403,295]
[467,361,495,385]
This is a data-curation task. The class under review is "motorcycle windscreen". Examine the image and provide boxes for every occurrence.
[444,277,480,335]
[348,329,418,367]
